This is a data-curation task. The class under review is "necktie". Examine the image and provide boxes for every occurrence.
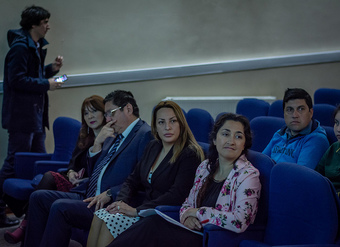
[86,134,123,198]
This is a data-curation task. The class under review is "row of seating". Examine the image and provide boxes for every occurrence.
[236,88,340,127]
[5,87,339,204]
[6,101,338,206]
[250,115,338,152]
[186,107,337,154]
[157,151,340,247]
[167,88,340,151]
[2,112,212,212]
[3,89,340,246]
[314,88,340,107]
[3,117,81,208]
[237,98,337,127]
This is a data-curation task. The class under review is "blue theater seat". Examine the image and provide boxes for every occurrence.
[236,98,270,122]
[314,88,340,107]
[313,104,336,127]
[215,112,228,122]
[240,162,340,247]
[323,125,337,145]
[3,117,81,215]
[250,116,286,152]
[268,100,284,118]
[186,108,214,144]
[157,150,275,247]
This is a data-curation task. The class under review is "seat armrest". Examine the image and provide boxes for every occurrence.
[239,240,271,247]
[204,224,266,232]
[14,152,52,179]
[34,160,69,175]
[155,205,181,222]
[58,168,68,173]
[203,224,222,231]
[156,205,181,212]
[31,174,44,188]
[239,241,338,247]
[203,224,266,247]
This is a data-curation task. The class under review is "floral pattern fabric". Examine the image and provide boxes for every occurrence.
[180,154,261,233]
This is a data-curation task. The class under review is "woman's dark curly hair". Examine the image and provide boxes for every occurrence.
[196,113,252,207]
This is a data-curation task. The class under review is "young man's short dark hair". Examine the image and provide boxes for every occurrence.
[104,90,140,117]
[283,88,313,110]
[20,5,50,30]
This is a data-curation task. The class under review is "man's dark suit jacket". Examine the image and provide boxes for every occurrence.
[72,119,153,197]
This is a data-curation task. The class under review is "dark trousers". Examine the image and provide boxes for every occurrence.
[0,131,46,216]
[109,214,203,247]
[24,190,95,247]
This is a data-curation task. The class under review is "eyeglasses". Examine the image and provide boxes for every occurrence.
[104,106,122,118]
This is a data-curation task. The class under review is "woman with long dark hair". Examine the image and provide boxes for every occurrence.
[107,113,261,247]
[87,101,204,247]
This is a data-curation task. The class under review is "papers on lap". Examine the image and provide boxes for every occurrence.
[138,209,203,236]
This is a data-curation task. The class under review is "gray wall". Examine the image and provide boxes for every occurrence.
[1,0,340,76]
[1,0,340,165]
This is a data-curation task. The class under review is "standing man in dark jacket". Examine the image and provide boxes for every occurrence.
[0,5,64,227]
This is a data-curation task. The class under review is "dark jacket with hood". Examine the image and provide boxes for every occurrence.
[2,28,57,132]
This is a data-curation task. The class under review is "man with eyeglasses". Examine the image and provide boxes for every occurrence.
[263,88,329,169]
[24,90,153,247]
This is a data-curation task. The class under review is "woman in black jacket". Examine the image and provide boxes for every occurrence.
[87,101,205,247]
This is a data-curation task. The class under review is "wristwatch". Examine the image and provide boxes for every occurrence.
[106,189,112,197]
[67,169,75,178]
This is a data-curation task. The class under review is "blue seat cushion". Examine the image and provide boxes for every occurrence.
[31,174,44,188]
[3,178,35,200]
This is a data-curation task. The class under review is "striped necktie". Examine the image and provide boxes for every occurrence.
[86,134,123,198]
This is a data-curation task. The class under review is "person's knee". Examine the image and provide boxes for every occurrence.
[36,171,56,190]
[50,200,64,217]
[29,190,45,204]
[49,199,82,229]
[42,171,53,180]
[50,198,78,221]
[50,198,69,211]
[27,190,51,218]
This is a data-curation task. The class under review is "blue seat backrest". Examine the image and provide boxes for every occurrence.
[197,141,209,158]
[51,117,81,161]
[246,150,275,226]
[236,98,270,122]
[215,112,229,122]
[186,108,214,143]
[314,88,340,107]
[323,125,337,145]
[265,163,340,245]
[313,104,336,127]
[268,100,284,118]
[250,116,286,152]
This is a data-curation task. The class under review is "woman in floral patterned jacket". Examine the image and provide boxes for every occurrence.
[108,113,261,247]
